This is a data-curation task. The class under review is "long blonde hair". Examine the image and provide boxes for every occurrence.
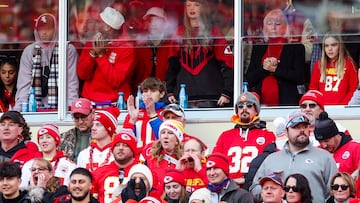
[151,141,183,165]
[183,0,211,50]
[319,32,354,82]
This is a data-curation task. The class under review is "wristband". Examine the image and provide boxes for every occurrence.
[89,50,98,58]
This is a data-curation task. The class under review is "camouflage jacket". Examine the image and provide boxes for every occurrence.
[60,128,91,162]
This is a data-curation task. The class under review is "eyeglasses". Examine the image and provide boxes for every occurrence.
[286,115,309,128]
[284,185,299,192]
[331,184,349,190]
[30,167,49,172]
[73,113,90,121]
[237,102,254,109]
[300,103,318,109]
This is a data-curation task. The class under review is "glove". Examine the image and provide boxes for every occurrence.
[121,179,137,202]
[137,178,147,201]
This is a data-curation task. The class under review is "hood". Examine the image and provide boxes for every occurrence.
[33,13,58,48]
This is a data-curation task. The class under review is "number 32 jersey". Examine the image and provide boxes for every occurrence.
[212,127,275,180]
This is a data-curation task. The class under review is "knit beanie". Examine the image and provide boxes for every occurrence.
[128,164,153,189]
[37,123,61,146]
[94,107,120,136]
[235,92,261,113]
[139,196,161,203]
[299,90,324,111]
[163,169,186,187]
[206,153,229,177]
[189,188,212,203]
[314,111,339,140]
[112,129,137,155]
[159,120,184,142]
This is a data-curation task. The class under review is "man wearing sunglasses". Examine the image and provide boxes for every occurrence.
[299,90,350,144]
[212,92,276,187]
[250,112,338,203]
[314,111,360,175]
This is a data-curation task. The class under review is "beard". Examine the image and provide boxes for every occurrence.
[71,189,90,201]
[240,111,251,123]
[291,133,310,148]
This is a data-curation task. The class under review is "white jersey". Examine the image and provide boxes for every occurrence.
[76,143,114,173]
[21,157,76,187]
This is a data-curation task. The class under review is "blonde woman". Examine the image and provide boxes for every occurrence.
[309,33,358,105]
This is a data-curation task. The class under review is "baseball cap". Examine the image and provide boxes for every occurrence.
[99,7,125,30]
[36,13,55,30]
[0,111,22,124]
[285,112,310,129]
[143,7,166,20]
[160,104,185,119]
[71,98,93,115]
[260,173,283,187]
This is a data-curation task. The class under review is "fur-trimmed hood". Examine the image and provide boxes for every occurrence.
[21,186,46,203]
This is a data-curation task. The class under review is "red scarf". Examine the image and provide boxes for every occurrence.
[260,37,287,106]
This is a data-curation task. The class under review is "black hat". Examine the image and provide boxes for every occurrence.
[314,112,339,140]
[0,111,22,124]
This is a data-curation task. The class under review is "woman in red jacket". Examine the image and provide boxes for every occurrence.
[0,55,18,112]
[309,32,358,105]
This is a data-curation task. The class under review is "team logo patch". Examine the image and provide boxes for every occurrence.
[305,159,313,164]
[206,160,215,168]
[342,151,350,160]
[240,94,248,102]
[38,129,49,135]
[224,44,233,54]
[164,176,173,183]
[121,133,131,140]
[256,137,266,145]
[75,101,82,108]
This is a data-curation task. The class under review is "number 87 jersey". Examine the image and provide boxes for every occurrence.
[212,127,276,181]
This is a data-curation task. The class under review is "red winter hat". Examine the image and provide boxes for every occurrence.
[163,169,186,187]
[299,90,324,111]
[112,129,137,155]
[94,107,120,136]
[206,153,230,177]
[37,123,61,146]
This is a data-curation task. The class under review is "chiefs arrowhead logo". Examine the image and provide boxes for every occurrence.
[206,160,215,168]
[75,101,82,108]
[121,133,131,140]
[38,128,48,135]
[164,176,173,183]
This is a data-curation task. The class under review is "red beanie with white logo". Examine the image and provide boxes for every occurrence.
[94,107,120,136]
[111,129,137,155]
[206,153,230,177]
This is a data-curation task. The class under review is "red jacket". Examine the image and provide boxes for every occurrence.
[77,39,136,102]
[309,57,358,105]
[213,122,276,180]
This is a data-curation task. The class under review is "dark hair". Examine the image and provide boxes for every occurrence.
[10,111,31,140]
[140,77,166,93]
[0,161,21,178]
[0,55,19,109]
[284,173,313,203]
[70,167,93,182]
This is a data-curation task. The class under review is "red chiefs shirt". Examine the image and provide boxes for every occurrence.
[183,162,208,193]
[92,161,136,203]
[212,127,276,180]
[333,140,360,174]
[309,57,358,105]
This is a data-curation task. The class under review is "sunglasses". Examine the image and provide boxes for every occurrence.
[284,185,299,192]
[331,184,349,190]
[300,103,317,109]
[165,104,184,113]
[286,115,309,128]
[237,102,254,109]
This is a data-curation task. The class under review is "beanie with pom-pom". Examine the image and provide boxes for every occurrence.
[314,111,339,140]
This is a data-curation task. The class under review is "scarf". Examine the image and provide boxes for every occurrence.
[208,178,229,194]
[32,44,59,109]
